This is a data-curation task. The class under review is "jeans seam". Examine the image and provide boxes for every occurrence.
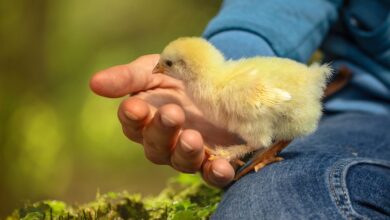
[327,157,390,220]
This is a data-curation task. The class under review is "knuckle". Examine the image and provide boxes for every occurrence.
[143,139,159,151]
[122,126,142,143]
[144,150,167,165]
[121,98,134,111]
[171,159,198,173]
[143,140,170,165]
[124,124,141,138]
[161,104,185,120]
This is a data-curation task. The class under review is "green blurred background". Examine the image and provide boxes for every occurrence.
[0,0,221,216]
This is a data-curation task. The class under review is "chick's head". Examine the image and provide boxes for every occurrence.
[153,37,224,83]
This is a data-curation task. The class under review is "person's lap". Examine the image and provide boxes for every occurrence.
[212,112,390,220]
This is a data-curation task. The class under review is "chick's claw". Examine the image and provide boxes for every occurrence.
[206,150,229,161]
[208,154,219,161]
[204,144,220,161]
[204,144,215,156]
[253,156,284,172]
[233,159,246,166]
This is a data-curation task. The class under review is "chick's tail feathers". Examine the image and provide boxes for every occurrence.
[308,63,333,100]
[309,63,333,87]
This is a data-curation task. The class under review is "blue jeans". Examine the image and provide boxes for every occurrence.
[212,112,390,220]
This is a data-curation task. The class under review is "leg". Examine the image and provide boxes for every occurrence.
[212,113,390,220]
[234,140,291,180]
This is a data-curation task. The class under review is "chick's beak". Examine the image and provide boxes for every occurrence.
[152,63,165,74]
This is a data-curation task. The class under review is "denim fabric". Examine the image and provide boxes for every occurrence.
[321,0,390,114]
[212,113,390,220]
[324,61,390,114]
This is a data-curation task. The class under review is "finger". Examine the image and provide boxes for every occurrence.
[90,55,158,98]
[171,129,204,173]
[90,54,183,98]
[118,97,153,143]
[202,159,235,188]
[142,104,185,165]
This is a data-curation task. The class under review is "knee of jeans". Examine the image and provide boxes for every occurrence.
[347,162,390,217]
[328,158,390,219]
[212,156,345,220]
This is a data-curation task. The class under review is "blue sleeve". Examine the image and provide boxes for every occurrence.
[207,30,276,59]
[203,0,342,62]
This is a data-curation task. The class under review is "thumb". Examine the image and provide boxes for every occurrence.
[89,54,160,98]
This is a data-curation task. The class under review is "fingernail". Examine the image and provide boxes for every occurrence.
[125,111,138,121]
[212,168,225,179]
[180,140,193,153]
[161,115,176,127]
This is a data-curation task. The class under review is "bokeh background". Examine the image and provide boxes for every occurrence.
[0,0,222,216]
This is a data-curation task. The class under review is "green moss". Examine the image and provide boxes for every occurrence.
[7,174,222,220]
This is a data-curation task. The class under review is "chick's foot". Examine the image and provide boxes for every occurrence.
[253,156,284,171]
[234,140,291,180]
[204,144,247,166]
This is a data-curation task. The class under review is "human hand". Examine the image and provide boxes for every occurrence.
[90,54,243,187]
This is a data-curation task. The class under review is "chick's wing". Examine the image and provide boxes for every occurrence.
[221,64,291,110]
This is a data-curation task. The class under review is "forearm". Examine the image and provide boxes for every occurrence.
[207,30,276,59]
[204,0,342,62]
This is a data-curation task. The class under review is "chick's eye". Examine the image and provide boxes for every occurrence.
[165,60,173,67]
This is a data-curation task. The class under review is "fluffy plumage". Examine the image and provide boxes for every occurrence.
[154,37,332,161]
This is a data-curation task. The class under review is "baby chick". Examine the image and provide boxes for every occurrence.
[153,37,332,177]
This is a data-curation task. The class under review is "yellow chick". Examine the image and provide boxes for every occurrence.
[153,37,332,175]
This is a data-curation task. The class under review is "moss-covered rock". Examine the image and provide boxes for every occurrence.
[7,174,222,220]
